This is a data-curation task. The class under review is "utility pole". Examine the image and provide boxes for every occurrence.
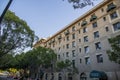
[0,0,13,36]
[0,0,13,24]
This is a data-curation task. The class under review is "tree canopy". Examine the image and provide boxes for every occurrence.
[57,59,72,71]
[0,46,57,78]
[107,35,120,64]
[66,0,94,9]
[0,10,38,57]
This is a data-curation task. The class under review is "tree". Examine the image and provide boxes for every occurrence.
[0,54,14,69]
[12,46,57,78]
[107,35,120,64]
[0,10,38,58]
[57,59,72,71]
[66,0,95,9]
[57,59,72,80]
[0,46,57,79]
[29,47,57,79]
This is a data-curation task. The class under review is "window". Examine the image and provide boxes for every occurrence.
[63,45,65,48]
[64,30,70,35]
[59,47,61,51]
[81,20,87,26]
[107,3,116,12]
[78,22,80,26]
[66,44,69,49]
[101,8,104,12]
[64,38,65,41]
[96,54,103,63]
[85,57,90,64]
[84,46,89,53]
[72,41,76,47]
[72,60,75,67]
[63,53,64,57]
[103,17,106,21]
[58,35,62,40]
[72,33,75,39]
[113,22,120,31]
[94,31,99,38]
[72,50,76,57]
[92,22,97,28]
[66,36,69,41]
[105,27,109,32]
[53,44,55,47]
[79,48,81,53]
[90,14,97,22]
[110,12,118,19]
[66,52,69,57]
[80,58,82,63]
[83,27,87,33]
[78,29,81,34]
[58,55,60,59]
[72,26,75,31]
[84,36,88,42]
[95,42,101,50]
[59,40,61,44]
[79,39,81,42]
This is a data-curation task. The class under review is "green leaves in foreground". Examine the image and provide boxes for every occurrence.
[57,59,72,70]
[107,35,120,64]
[0,10,38,57]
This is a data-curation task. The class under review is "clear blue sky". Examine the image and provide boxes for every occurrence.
[9,0,103,39]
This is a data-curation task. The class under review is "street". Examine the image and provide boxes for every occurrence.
[0,76,17,80]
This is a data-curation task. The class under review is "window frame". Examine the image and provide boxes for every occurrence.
[94,31,99,38]
[72,50,76,57]
[110,11,118,20]
[84,36,89,42]
[95,42,102,50]
[85,57,90,64]
[84,46,89,53]
[96,54,103,63]
[72,41,76,48]
[113,22,120,31]
[92,22,97,28]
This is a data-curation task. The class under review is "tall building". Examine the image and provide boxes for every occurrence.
[34,0,120,80]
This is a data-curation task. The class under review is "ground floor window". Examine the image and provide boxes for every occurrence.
[58,73,62,80]
[68,73,72,80]
[80,72,87,80]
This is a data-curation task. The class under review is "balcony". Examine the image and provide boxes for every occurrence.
[64,30,70,35]
[90,15,97,22]
[49,42,51,45]
[81,21,87,27]
[51,39,55,43]
[58,35,62,40]
[106,3,116,12]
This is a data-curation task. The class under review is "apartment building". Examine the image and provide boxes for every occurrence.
[34,0,120,80]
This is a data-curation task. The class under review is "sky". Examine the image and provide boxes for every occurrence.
[9,0,103,39]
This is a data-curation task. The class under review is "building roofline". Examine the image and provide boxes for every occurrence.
[45,0,110,42]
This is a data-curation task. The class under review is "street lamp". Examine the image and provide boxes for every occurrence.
[0,0,13,24]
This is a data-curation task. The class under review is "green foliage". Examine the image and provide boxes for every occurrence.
[66,0,94,9]
[18,46,56,69]
[0,54,14,69]
[57,59,72,70]
[0,46,57,76]
[0,10,38,57]
[33,46,57,68]
[107,35,120,64]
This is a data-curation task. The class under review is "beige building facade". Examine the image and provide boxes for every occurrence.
[34,0,120,80]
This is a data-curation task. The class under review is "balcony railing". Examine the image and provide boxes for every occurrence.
[106,4,116,12]
[64,30,70,35]
[81,21,87,27]
[90,15,97,22]
[58,35,62,40]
